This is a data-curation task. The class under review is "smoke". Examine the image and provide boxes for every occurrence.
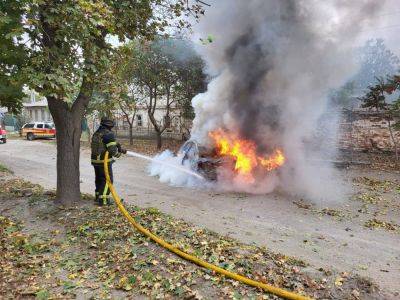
[186,0,386,202]
[148,150,209,187]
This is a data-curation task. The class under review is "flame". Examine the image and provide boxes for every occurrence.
[259,149,285,171]
[209,129,285,177]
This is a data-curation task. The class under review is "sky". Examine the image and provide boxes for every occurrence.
[355,0,400,55]
[107,1,400,56]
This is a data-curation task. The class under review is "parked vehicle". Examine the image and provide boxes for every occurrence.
[0,125,6,143]
[20,122,56,141]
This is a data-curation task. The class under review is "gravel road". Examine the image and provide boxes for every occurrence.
[0,139,399,295]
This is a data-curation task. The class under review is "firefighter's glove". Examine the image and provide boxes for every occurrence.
[117,143,127,154]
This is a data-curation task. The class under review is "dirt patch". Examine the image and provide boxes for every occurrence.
[339,151,400,172]
[1,175,393,299]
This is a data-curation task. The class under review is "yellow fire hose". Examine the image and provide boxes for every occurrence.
[103,151,311,300]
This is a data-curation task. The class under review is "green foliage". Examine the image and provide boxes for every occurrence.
[386,75,400,130]
[35,289,50,300]
[0,163,12,174]
[359,74,400,131]
[121,38,206,125]
[2,0,206,108]
[358,77,388,111]
[1,0,207,200]
[329,81,356,108]
[0,0,27,113]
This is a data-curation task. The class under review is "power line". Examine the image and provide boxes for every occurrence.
[358,23,400,34]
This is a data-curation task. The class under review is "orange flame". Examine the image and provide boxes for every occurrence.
[209,129,285,176]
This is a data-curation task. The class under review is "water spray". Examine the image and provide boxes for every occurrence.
[126,151,205,180]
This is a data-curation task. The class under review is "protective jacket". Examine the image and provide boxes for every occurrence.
[91,125,121,166]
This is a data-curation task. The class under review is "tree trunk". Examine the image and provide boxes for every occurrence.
[47,98,84,206]
[156,132,162,149]
[129,124,133,145]
[388,118,399,161]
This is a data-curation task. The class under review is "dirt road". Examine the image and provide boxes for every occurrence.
[1,139,399,295]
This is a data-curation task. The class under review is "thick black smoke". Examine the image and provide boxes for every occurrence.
[188,0,386,200]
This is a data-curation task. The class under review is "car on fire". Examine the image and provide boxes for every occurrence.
[179,136,286,181]
[179,140,228,181]
[20,122,56,141]
[0,125,7,143]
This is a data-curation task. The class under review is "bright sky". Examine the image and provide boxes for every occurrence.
[108,1,400,56]
[355,0,400,55]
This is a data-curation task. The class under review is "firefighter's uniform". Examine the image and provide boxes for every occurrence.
[91,118,126,205]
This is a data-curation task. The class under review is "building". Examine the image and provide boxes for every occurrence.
[114,102,186,140]
[88,97,189,140]
[20,89,188,140]
[22,90,53,122]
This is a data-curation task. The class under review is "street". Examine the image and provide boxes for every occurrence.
[0,139,399,294]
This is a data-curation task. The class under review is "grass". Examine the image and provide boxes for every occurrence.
[0,163,12,174]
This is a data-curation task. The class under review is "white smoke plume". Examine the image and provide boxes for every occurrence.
[148,150,211,187]
[183,0,387,201]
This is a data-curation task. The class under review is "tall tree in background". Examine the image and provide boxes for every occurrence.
[3,1,206,205]
[329,39,400,108]
[354,39,400,92]
[123,38,206,149]
[104,49,144,145]
[174,44,207,135]
[135,40,178,149]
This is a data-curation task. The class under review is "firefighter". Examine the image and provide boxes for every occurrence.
[91,117,126,206]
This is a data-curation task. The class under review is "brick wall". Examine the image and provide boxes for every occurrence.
[339,110,400,152]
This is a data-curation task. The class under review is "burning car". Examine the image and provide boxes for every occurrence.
[179,140,226,181]
[179,129,286,182]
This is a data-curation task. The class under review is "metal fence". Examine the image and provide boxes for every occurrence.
[114,127,183,141]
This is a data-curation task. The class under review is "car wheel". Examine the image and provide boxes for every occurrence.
[2,139,6,144]
[27,133,35,141]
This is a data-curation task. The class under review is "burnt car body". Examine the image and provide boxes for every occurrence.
[179,140,229,181]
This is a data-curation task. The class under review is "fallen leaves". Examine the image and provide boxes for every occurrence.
[364,218,400,232]
[0,177,389,299]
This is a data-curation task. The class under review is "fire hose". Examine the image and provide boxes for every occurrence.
[103,151,311,300]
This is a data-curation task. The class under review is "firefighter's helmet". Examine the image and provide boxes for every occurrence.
[100,117,115,128]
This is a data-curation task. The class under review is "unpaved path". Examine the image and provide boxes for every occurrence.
[1,139,399,295]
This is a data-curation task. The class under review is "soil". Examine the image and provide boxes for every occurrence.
[0,139,399,298]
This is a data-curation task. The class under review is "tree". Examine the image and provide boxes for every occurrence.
[123,38,206,148]
[174,43,207,123]
[359,77,388,111]
[117,87,142,146]
[353,39,400,92]
[102,48,146,145]
[124,40,176,149]
[0,1,26,113]
[328,81,356,108]
[359,76,400,160]
[4,1,206,206]
[385,74,400,160]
